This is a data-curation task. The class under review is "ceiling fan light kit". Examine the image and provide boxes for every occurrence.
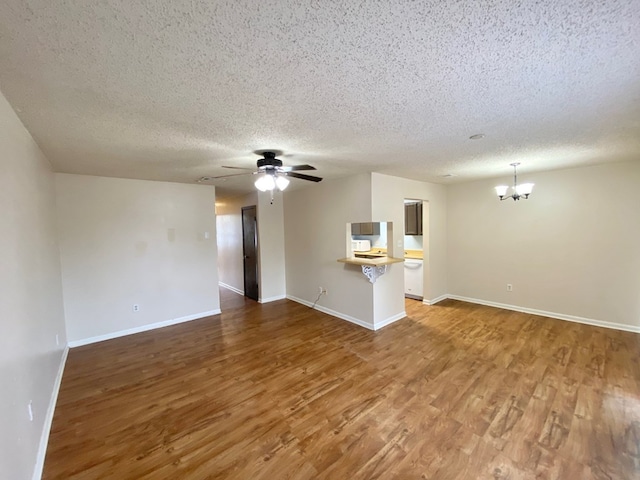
[254,173,290,192]
[495,163,534,201]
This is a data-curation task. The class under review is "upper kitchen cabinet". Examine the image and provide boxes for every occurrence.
[404,202,423,235]
[351,222,380,236]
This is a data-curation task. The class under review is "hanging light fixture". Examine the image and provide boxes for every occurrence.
[495,163,534,201]
[254,173,289,192]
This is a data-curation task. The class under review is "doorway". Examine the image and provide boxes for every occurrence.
[241,205,259,301]
[403,199,427,301]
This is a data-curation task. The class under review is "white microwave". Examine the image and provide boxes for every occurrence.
[352,240,371,252]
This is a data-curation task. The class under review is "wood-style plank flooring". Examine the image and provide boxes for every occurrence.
[43,288,640,479]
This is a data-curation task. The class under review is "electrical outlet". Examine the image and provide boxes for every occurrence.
[55,334,59,346]
[133,304,140,312]
[322,288,328,295]
[28,401,33,422]
[318,286,323,294]
[507,284,513,292]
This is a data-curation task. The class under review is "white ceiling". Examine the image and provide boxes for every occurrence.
[1,0,639,196]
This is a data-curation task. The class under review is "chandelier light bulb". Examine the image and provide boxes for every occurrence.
[516,183,534,197]
[495,185,509,198]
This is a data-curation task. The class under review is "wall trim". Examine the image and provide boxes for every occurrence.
[423,294,448,306]
[32,345,68,480]
[67,310,222,348]
[259,294,287,304]
[287,295,375,330]
[373,311,407,330]
[219,282,243,296]
[446,295,640,334]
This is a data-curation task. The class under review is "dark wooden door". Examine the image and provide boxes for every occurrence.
[241,206,259,301]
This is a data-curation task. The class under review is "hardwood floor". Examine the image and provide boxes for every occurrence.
[43,289,640,479]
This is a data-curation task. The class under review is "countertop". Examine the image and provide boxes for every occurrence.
[353,247,423,260]
[337,256,405,266]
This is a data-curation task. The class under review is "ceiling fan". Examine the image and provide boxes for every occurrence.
[201,151,323,192]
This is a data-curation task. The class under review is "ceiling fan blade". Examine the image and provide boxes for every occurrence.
[279,164,316,172]
[206,172,256,180]
[222,165,255,170]
[285,172,323,182]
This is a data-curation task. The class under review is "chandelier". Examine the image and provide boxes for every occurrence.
[495,163,534,201]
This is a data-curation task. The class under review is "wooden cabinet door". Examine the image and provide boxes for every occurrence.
[405,204,419,235]
[405,203,423,235]
[352,222,380,236]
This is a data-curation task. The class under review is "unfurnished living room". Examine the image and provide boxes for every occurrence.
[2,1,639,479]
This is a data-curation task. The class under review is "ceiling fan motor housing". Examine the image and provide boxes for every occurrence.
[257,152,283,170]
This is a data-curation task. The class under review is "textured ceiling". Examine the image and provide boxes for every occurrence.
[0,0,639,196]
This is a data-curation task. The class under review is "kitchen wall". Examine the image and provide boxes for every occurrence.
[371,173,448,310]
[352,222,420,255]
[284,174,375,327]
[403,235,423,250]
[447,161,640,330]
[352,222,387,249]
[216,192,258,294]
[0,91,67,480]
[56,174,220,344]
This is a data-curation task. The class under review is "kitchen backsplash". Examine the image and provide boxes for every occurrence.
[404,235,423,250]
[351,232,423,250]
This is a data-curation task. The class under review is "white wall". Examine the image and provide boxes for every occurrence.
[447,161,640,330]
[56,174,220,344]
[284,174,376,327]
[0,91,67,479]
[216,192,257,294]
[371,173,449,311]
[257,192,286,302]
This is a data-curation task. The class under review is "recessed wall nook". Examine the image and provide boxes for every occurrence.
[338,222,404,283]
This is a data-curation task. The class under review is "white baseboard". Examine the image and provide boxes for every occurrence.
[287,295,375,330]
[446,295,640,334]
[33,345,68,480]
[259,294,286,304]
[287,296,405,331]
[219,282,243,296]
[423,294,448,306]
[68,310,222,348]
[374,311,406,330]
